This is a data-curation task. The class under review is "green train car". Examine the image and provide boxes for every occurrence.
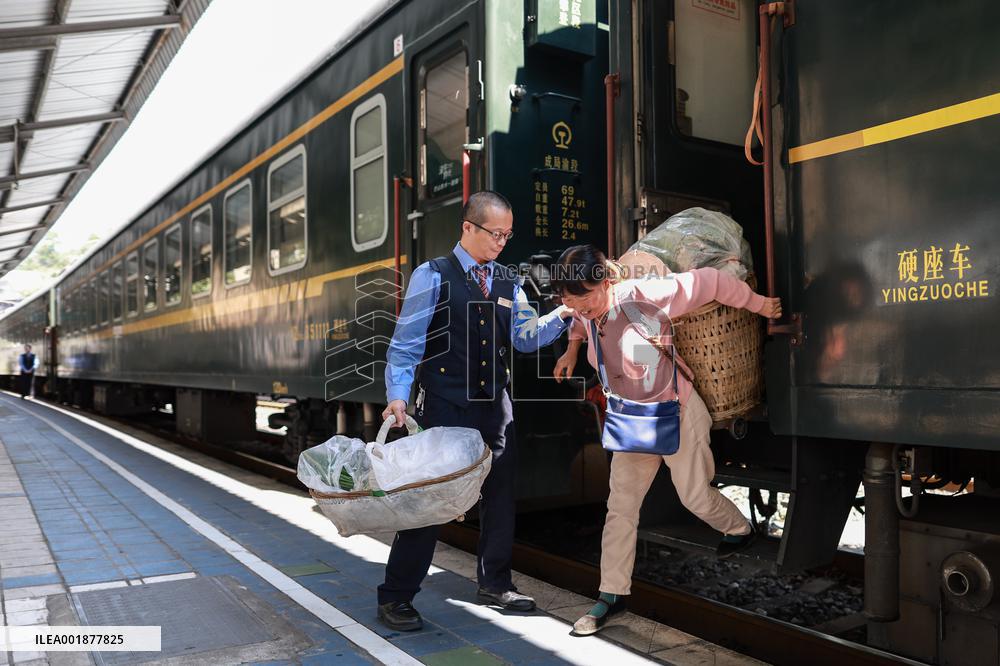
[1,0,611,497]
[608,0,1000,661]
[3,1,1000,661]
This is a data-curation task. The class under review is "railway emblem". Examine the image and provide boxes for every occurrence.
[552,121,573,150]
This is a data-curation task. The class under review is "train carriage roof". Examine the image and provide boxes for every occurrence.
[0,0,212,280]
[106,0,401,244]
[108,0,402,231]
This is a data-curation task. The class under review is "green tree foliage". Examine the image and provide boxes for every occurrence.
[18,232,99,276]
[5,232,101,298]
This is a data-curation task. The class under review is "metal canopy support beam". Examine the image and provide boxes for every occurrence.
[0,36,58,53]
[0,224,47,238]
[0,15,181,41]
[0,242,36,253]
[0,0,70,211]
[0,163,91,189]
[0,198,65,214]
[27,0,70,137]
[0,113,125,144]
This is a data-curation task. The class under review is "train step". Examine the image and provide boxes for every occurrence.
[713,465,791,493]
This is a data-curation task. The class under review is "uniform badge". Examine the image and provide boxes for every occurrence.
[497,297,513,308]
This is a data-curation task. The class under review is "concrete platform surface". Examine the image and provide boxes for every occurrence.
[0,393,763,666]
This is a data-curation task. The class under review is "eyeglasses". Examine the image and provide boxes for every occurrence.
[465,219,514,242]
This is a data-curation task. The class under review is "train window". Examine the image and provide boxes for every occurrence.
[267,145,307,275]
[126,252,139,317]
[191,205,212,297]
[98,271,110,325]
[80,280,87,329]
[62,288,72,333]
[62,287,70,333]
[143,239,158,312]
[351,95,388,251]
[224,181,252,286]
[673,0,757,145]
[420,51,467,198]
[73,286,80,332]
[89,278,97,328]
[67,286,76,332]
[164,224,182,307]
[77,283,84,330]
[112,262,123,321]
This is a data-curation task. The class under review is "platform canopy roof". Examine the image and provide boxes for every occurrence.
[0,0,210,279]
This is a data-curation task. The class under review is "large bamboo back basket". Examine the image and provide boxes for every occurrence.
[673,275,764,421]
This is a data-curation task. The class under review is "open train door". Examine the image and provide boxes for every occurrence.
[406,7,483,265]
[605,0,867,574]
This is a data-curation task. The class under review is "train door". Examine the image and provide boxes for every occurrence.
[606,0,865,573]
[408,13,481,264]
[630,0,762,247]
[47,287,58,382]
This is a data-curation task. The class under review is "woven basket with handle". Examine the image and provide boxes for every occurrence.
[673,274,765,421]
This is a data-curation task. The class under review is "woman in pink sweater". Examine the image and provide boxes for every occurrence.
[551,244,781,636]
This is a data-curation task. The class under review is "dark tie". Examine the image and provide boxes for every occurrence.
[473,265,490,298]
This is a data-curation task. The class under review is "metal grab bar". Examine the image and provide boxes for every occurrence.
[604,74,620,259]
[531,91,583,109]
[462,150,471,205]
[461,140,484,207]
[757,1,801,343]
[392,176,412,315]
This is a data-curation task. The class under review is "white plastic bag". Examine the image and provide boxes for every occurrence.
[310,416,492,537]
[366,423,486,491]
[296,435,372,493]
[634,207,753,279]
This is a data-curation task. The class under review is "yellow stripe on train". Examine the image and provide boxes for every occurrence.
[94,256,407,339]
[789,91,1000,163]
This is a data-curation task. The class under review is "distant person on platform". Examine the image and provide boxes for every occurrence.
[18,344,38,399]
[379,191,575,632]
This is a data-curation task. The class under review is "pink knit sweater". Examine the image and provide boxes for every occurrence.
[569,268,767,404]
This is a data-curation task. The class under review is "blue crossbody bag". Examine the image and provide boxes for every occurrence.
[591,305,682,456]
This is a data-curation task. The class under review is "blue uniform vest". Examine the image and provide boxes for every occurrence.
[419,253,515,405]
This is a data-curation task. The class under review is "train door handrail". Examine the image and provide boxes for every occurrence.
[756,1,801,343]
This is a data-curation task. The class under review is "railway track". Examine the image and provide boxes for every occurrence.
[438,523,904,666]
[65,402,910,666]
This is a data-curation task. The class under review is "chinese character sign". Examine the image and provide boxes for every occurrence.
[883,243,989,305]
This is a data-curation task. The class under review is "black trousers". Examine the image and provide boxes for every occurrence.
[19,371,33,398]
[377,390,516,604]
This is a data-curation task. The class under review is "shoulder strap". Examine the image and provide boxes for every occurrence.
[589,319,614,396]
[618,302,689,389]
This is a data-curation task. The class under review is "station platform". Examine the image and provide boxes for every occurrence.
[0,392,761,666]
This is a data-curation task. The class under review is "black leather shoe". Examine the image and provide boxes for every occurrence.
[477,587,536,611]
[377,601,423,631]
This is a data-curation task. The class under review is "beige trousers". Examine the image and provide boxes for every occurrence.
[599,391,750,595]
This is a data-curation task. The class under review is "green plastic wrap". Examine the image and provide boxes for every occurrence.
[297,435,372,493]
[632,207,752,279]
